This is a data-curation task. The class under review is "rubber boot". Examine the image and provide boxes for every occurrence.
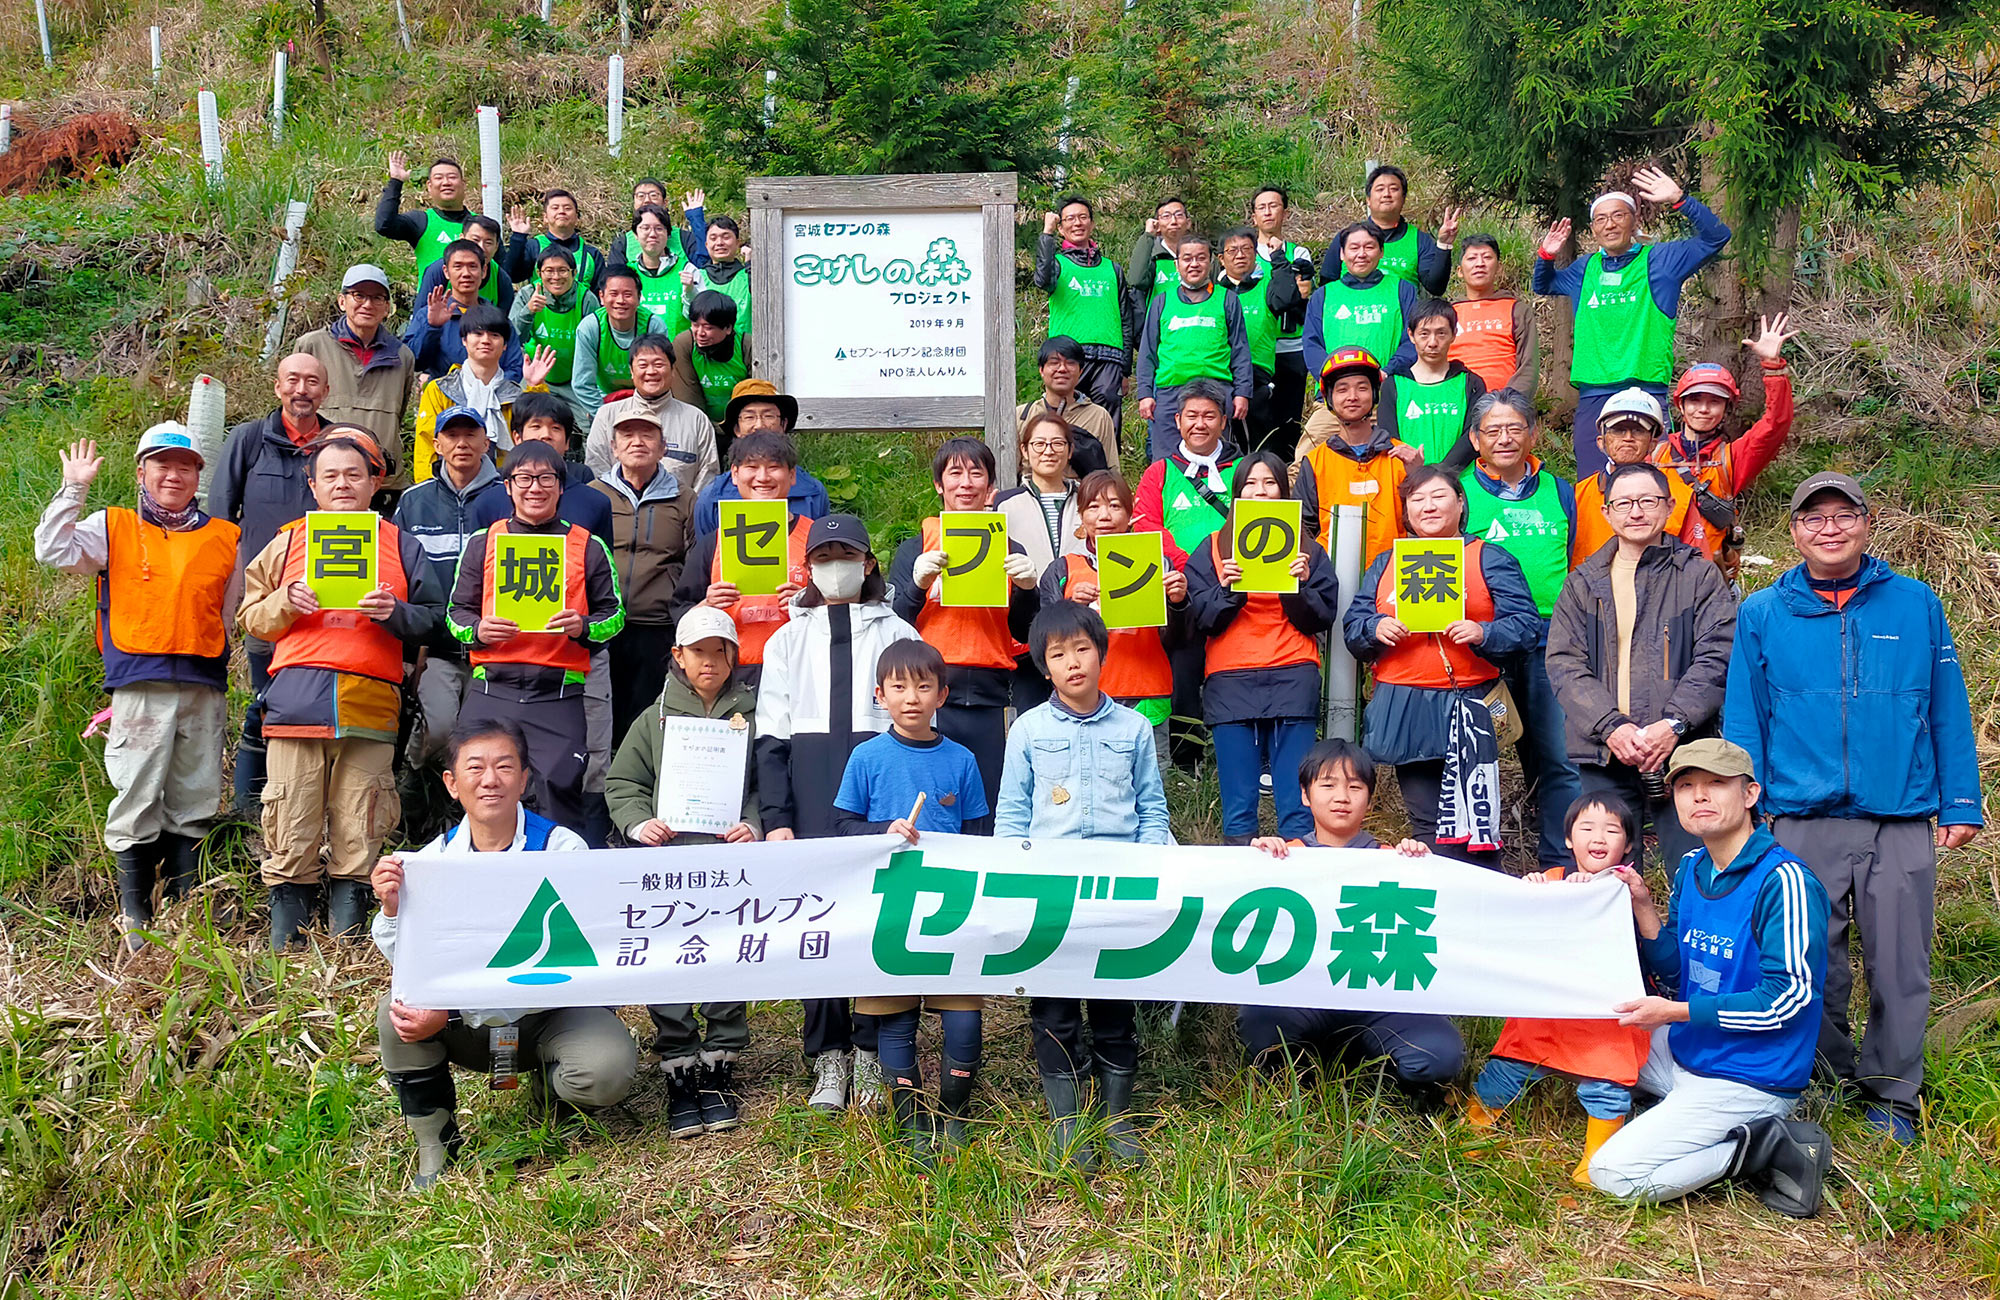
[1098,1064,1146,1168]
[664,1061,705,1139]
[1727,1116,1832,1218]
[937,1055,978,1150]
[268,881,322,951]
[326,878,375,940]
[159,833,202,902]
[1464,1096,1502,1131]
[1572,1115,1625,1186]
[889,1065,936,1168]
[1040,1072,1097,1173]
[231,731,267,821]
[115,843,160,952]
[390,1063,462,1192]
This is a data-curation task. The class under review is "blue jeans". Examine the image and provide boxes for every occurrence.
[877,1008,982,1076]
[1505,644,1582,867]
[1574,382,1670,478]
[1474,1054,1633,1120]
[1213,718,1318,841]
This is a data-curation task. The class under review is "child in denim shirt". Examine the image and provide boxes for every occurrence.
[996,603,1170,1171]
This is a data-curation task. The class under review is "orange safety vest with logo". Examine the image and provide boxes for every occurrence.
[96,507,240,691]
[916,517,1018,671]
[1062,552,1172,700]
[1649,441,1734,562]
[1300,442,1407,572]
[473,520,593,676]
[1447,296,1518,392]
[1203,535,1320,677]
[1571,470,1698,566]
[268,516,410,685]
[1487,866,1653,1086]
[1369,538,1499,689]
[712,513,813,666]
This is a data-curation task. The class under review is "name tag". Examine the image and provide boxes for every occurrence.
[1347,481,1379,496]
[1599,271,1623,287]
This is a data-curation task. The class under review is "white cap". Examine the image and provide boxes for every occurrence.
[341,263,391,292]
[1597,387,1665,433]
[675,605,739,648]
[135,421,203,467]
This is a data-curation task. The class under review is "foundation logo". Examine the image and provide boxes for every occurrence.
[488,878,599,984]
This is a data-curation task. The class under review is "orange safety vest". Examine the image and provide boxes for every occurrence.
[1649,442,1732,561]
[1369,538,1499,689]
[97,507,239,687]
[1203,535,1320,677]
[1062,552,1172,700]
[711,513,813,666]
[916,516,1018,671]
[269,517,409,683]
[1447,295,1519,393]
[1299,441,1407,573]
[1571,469,1698,567]
[1487,867,1653,1086]
[473,520,593,675]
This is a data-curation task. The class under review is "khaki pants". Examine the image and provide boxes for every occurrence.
[261,737,398,885]
[103,681,228,851]
[375,994,638,1109]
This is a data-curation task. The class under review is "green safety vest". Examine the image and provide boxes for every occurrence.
[1154,289,1232,388]
[1258,240,1311,341]
[1151,256,1178,301]
[479,261,501,306]
[593,307,656,394]
[528,292,588,387]
[693,265,753,336]
[1161,459,1238,556]
[689,333,749,421]
[632,260,688,337]
[1570,243,1676,386]
[1047,252,1123,349]
[415,208,468,279]
[531,236,600,293]
[1461,466,1570,617]
[1317,276,1404,370]
[1393,370,1471,465]
[1377,224,1423,287]
[1231,273,1280,374]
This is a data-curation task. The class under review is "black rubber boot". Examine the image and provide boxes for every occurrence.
[390,1063,462,1192]
[1728,1116,1832,1218]
[326,878,376,939]
[664,1062,705,1139]
[115,843,160,952]
[937,1054,978,1150]
[159,833,202,902]
[889,1065,936,1168]
[268,881,322,951]
[698,1057,741,1133]
[1098,1064,1147,1168]
[1040,1071,1097,1173]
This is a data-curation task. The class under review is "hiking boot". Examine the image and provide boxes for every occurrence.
[326,878,376,939]
[115,842,160,952]
[664,1062,705,1139]
[1040,1071,1097,1173]
[808,1050,850,1114]
[159,832,202,902]
[888,1065,936,1167]
[851,1048,885,1111]
[268,881,322,951]
[1728,1115,1833,1218]
[1463,1096,1503,1131]
[1862,1103,1917,1145]
[1098,1064,1146,1168]
[698,1058,741,1133]
[391,1064,463,1193]
[937,1054,978,1149]
[1572,1115,1625,1186]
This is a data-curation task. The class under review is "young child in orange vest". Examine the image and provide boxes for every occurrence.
[1466,790,1652,1181]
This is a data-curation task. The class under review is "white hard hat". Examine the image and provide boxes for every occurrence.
[135,422,204,467]
[675,605,740,648]
[1597,387,1665,433]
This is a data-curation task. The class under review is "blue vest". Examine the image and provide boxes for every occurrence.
[1666,842,1824,1094]
[521,809,558,850]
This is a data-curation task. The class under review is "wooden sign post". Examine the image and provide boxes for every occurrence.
[748,172,1020,484]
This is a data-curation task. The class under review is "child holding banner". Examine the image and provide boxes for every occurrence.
[1184,451,1341,843]
[997,603,1171,1171]
[1466,791,1653,1181]
[889,439,1042,811]
[834,639,991,1163]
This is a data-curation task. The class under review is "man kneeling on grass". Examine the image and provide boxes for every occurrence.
[1589,738,1834,1217]
[370,718,639,1192]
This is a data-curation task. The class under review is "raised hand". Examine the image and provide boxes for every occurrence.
[425,284,450,325]
[1744,312,1799,362]
[525,286,548,316]
[388,150,410,182]
[60,438,104,490]
[509,202,531,235]
[1436,205,1462,246]
[1539,218,1572,259]
[1631,166,1684,207]
[522,344,557,389]
[1043,211,1059,235]
[683,189,705,213]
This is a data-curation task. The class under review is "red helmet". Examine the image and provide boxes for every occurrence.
[1319,346,1382,396]
[1672,362,1740,405]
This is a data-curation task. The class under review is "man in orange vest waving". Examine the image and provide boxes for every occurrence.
[240,432,446,950]
[36,425,242,952]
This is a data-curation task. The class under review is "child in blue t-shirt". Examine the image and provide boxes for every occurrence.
[833,638,990,1163]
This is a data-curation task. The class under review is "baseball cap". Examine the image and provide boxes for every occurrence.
[1788,471,1868,514]
[1598,387,1665,433]
[723,378,799,432]
[435,404,487,433]
[806,513,871,554]
[674,605,739,648]
[136,422,202,467]
[1665,737,1757,783]
[341,264,392,293]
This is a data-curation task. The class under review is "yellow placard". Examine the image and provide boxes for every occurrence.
[492,531,568,632]
[303,511,378,611]
[1232,499,1302,594]
[717,498,790,597]
[1097,531,1167,630]
[939,511,1009,608]
[1392,536,1466,633]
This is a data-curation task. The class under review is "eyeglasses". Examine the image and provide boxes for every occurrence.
[1606,495,1668,515]
[1026,440,1069,454]
[344,289,390,304]
[508,473,562,489]
[1478,423,1530,438]
[1796,509,1865,533]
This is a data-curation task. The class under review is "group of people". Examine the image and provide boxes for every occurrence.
[34,160,1983,1216]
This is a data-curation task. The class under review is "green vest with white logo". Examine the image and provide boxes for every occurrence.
[1318,275,1404,367]
[1258,240,1311,341]
[1151,256,1178,302]
[1377,224,1422,286]
[633,260,687,338]
[1233,274,1280,374]
[689,333,749,421]
[1461,466,1570,617]
[528,293,588,386]
[593,307,655,394]
[479,261,501,305]
[1047,252,1124,349]
[1154,289,1232,388]
[1570,243,1676,386]
[1394,370,1471,465]
[1161,459,1238,555]
[693,265,753,336]
[416,208,468,279]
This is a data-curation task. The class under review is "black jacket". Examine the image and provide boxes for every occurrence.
[206,409,330,567]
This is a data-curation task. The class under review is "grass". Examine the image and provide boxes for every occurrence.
[6,0,2000,1294]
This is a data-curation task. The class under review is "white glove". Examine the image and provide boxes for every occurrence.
[1004,551,1038,588]
[912,549,947,590]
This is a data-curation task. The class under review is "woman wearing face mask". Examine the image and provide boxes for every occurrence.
[753,513,921,1115]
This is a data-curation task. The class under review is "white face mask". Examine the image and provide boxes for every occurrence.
[811,559,865,602]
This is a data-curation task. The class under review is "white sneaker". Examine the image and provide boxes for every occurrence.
[851,1048,885,1111]
[808,1050,850,1113]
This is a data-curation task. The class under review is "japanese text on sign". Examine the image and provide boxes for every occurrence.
[718,499,790,597]
[1393,537,1465,633]
[1096,532,1167,630]
[493,532,567,631]
[1232,499,1302,594]
[304,511,378,611]
[939,511,1009,609]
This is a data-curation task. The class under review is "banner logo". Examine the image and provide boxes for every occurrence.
[488,878,600,984]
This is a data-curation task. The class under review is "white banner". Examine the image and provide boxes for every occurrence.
[390,835,1644,1017]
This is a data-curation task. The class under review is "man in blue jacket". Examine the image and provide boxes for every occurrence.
[1724,471,1984,1142]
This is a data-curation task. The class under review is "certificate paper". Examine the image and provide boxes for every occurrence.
[654,715,750,835]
